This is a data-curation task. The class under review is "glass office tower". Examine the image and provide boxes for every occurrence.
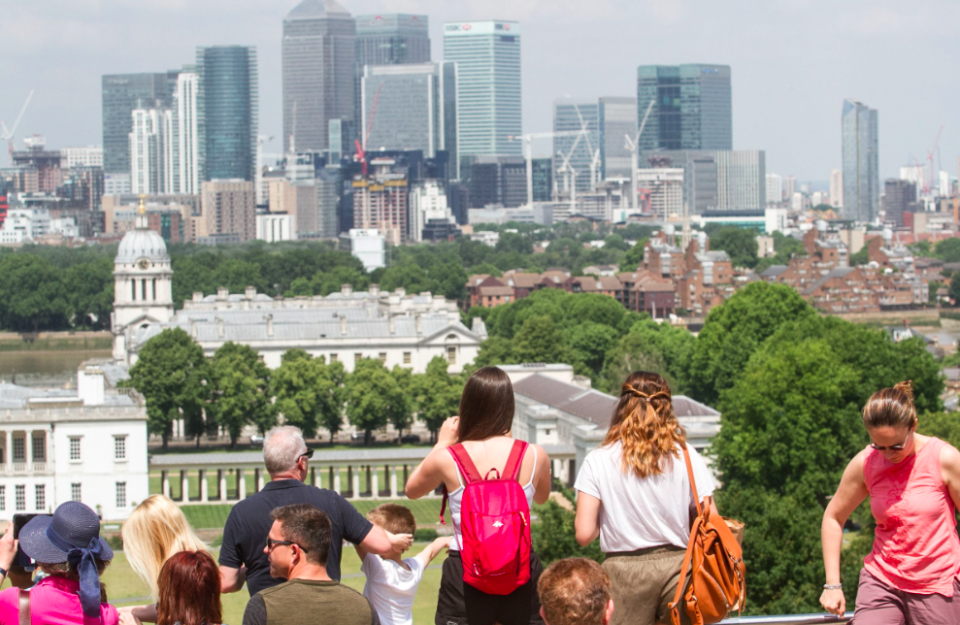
[841,99,879,222]
[443,21,521,159]
[599,97,637,180]
[553,99,599,194]
[283,0,355,154]
[102,73,173,174]
[356,14,430,66]
[636,64,732,152]
[197,46,258,182]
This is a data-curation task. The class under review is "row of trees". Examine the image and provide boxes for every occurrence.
[125,328,464,449]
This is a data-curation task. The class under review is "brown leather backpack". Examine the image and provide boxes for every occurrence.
[669,444,746,625]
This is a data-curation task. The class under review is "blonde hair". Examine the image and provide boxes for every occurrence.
[603,371,685,479]
[121,495,208,600]
[862,380,917,430]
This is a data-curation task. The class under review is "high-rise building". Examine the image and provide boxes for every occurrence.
[841,99,879,222]
[60,147,104,169]
[883,179,917,227]
[531,158,552,202]
[283,0,355,154]
[639,149,764,213]
[599,97,637,180]
[443,21,521,159]
[102,73,173,174]
[409,179,455,242]
[356,14,430,66]
[175,69,201,194]
[830,169,843,208]
[197,46,258,182]
[553,99,598,194]
[201,180,256,242]
[784,175,797,200]
[766,173,783,205]
[129,106,174,194]
[351,157,408,245]
[469,156,526,208]
[361,62,457,160]
[636,64,732,152]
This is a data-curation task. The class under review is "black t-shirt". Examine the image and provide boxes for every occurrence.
[218,479,373,595]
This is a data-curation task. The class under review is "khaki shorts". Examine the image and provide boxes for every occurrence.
[602,546,690,625]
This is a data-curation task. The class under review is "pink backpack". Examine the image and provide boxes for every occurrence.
[440,440,532,595]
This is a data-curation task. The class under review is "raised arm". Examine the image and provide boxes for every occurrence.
[820,452,868,616]
[406,416,459,499]
[415,536,451,567]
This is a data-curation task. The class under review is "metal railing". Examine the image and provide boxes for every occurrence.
[718,613,853,624]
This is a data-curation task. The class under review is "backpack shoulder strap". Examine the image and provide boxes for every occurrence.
[503,440,529,481]
[18,588,30,625]
[681,443,703,517]
[448,444,482,484]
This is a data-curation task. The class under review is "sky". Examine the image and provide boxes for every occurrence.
[1,0,958,183]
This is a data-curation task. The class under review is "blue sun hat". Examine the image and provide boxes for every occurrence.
[18,501,113,617]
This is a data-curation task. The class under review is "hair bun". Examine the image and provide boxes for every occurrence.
[893,380,915,403]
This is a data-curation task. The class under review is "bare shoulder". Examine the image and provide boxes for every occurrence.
[939,441,960,467]
[530,442,550,462]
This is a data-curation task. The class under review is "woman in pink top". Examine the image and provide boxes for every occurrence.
[0,501,119,625]
[821,381,960,623]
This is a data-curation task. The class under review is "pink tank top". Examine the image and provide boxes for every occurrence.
[863,437,960,596]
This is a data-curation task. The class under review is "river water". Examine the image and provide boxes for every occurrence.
[0,350,114,387]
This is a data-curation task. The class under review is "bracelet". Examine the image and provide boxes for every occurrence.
[823,583,842,590]
[0,567,7,577]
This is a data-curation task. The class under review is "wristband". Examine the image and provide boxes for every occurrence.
[823,583,842,590]
[0,567,7,577]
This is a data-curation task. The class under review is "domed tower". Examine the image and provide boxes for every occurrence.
[112,196,174,362]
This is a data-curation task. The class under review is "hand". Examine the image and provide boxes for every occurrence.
[387,532,414,553]
[0,522,16,572]
[819,588,845,616]
[436,416,459,449]
[117,608,143,625]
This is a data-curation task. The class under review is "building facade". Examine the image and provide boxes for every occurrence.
[283,0,356,153]
[883,179,917,227]
[201,180,257,243]
[102,73,174,174]
[599,97,637,181]
[841,99,879,222]
[443,21,521,159]
[198,46,259,182]
[830,169,843,208]
[636,64,732,152]
[553,99,599,194]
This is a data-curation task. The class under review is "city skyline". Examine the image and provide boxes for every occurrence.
[1,0,958,182]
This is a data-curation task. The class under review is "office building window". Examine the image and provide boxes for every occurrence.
[114,436,127,460]
[12,437,24,462]
[116,482,127,508]
[35,485,45,511]
[31,435,44,462]
[15,485,25,511]
[403,352,411,364]
[71,483,82,502]
[378,352,387,363]
[69,438,81,461]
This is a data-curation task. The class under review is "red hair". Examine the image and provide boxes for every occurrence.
[156,550,222,625]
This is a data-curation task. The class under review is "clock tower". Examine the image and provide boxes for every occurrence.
[112,196,174,363]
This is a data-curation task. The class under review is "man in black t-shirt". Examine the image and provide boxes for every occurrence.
[219,426,412,596]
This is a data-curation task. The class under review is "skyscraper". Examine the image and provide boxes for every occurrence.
[443,21,521,161]
[599,97,637,180]
[553,99,598,194]
[636,64,732,152]
[829,169,843,208]
[283,0,355,154]
[175,69,201,194]
[841,99,879,222]
[356,14,430,66]
[102,73,173,174]
[197,46,258,182]
[766,173,783,204]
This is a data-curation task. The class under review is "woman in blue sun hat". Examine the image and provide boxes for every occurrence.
[0,501,119,624]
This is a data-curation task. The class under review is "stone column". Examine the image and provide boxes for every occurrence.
[371,466,379,499]
[4,430,10,471]
[351,466,361,499]
[218,469,227,502]
[162,470,170,498]
[389,465,398,498]
[180,470,189,502]
[25,431,32,466]
[333,467,341,494]
[237,469,246,500]
[256,468,265,492]
[567,459,576,488]
[199,469,208,503]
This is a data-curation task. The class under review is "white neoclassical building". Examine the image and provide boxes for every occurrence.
[0,362,149,520]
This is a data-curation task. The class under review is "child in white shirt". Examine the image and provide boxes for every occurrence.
[357,503,450,625]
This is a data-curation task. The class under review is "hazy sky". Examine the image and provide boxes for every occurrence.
[2,0,957,183]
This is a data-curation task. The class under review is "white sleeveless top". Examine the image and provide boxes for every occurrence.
[446,445,538,551]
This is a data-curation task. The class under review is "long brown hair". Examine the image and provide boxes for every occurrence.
[156,550,222,625]
[458,366,515,442]
[603,371,686,478]
[862,380,917,429]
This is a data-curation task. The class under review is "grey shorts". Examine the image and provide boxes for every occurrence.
[602,545,691,625]
[854,569,960,625]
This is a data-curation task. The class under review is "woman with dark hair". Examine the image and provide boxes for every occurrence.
[573,372,718,625]
[406,366,552,625]
[820,381,960,622]
[156,550,224,625]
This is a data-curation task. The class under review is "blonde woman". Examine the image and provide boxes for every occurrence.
[118,495,209,624]
[573,371,718,625]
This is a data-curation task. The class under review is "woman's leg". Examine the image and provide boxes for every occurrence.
[436,554,471,625]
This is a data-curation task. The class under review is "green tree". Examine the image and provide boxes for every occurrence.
[950,277,960,305]
[709,227,760,269]
[513,315,570,364]
[533,500,605,566]
[388,366,415,437]
[65,258,115,330]
[209,342,275,447]
[602,233,628,251]
[619,238,649,272]
[918,411,960,449]
[687,282,817,405]
[126,328,209,450]
[271,349,324,438]
[495,232,533,255]
[567,322,619,378]
[849,246,869,266]
[936,237,960,263]
[0,254,69,331]
[318,359,347,442]
[473,336,517,367]
[344,358,405,444]
[598,332,670,394]
[412,357,463,441]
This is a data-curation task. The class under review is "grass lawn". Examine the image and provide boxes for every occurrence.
[179,499,449,530]
[3,546,446,625]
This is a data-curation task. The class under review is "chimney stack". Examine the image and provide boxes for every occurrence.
[265,314,274,337]
[216,316,225,338]
[339,314,347,336]
[217,286,228,301]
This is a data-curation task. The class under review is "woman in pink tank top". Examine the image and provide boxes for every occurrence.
[820,381,960,624]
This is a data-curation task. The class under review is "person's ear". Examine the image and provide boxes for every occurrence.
[604,598,614,625]
[539,606,548,625]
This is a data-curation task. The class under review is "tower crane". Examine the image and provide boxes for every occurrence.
[625,100,655,210]
[355,82,383,176]
[1,90,35,162]
[508,130,581,206]
[572,102,602,193]
[926,125,944,195]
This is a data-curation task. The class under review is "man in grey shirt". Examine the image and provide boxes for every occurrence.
[243,503,380,625]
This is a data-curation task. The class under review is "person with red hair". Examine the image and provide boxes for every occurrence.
[156,550,223,625]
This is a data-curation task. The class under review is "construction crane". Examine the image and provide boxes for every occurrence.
[926,125,944,195]
[555,127,587,215]
[355,82,383,176]
[508,130,581,206]
[571,102,603,193]
[625,100,655,210]
[1,90,35,162]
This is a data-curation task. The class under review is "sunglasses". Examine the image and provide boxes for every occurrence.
[266,537,309,552]
[299,448,314,460]
[870,430,913,452]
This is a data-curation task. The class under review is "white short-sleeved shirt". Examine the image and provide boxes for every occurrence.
[361,552,428,625]
[574,441,716,553]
